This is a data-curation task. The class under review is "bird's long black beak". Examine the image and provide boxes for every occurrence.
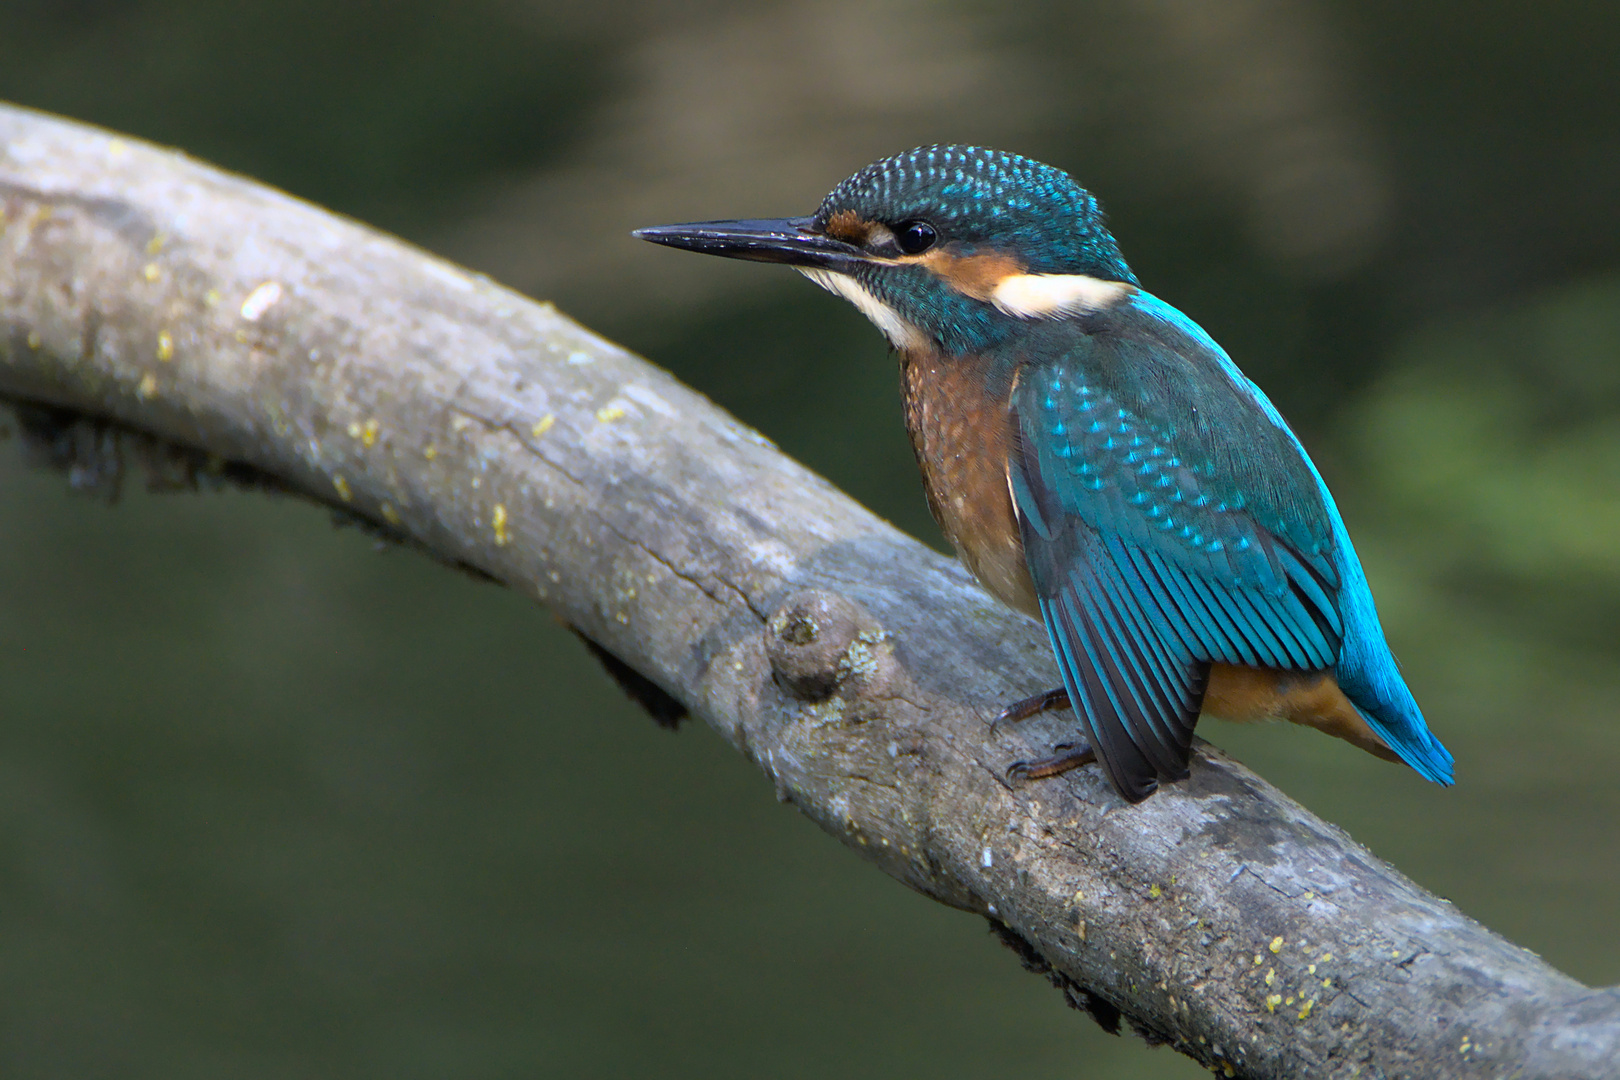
[632,216,863,270]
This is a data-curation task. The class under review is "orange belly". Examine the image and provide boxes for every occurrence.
[1203,664,1398,762]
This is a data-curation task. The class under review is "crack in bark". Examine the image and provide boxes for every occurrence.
[452,403,769,622]
[869,688,935,714]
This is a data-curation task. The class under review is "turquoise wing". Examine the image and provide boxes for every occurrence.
[1008,300,1342,801]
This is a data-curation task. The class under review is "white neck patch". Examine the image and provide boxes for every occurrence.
[989,273,1134,319]
[798,268,928,351]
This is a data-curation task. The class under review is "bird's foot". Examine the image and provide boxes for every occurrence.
[1007,742,1097,783]
[995,687,1094,783]
[989,686,1070,736]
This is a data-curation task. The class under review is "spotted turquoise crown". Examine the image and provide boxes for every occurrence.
[812,145,1138,283]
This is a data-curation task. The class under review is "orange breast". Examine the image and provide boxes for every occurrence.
[899,350,1038,616]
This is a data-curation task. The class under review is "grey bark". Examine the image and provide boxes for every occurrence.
[0,103,1614,1079]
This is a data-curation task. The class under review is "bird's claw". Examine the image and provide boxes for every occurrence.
[1006,742,1097,784]
[989,686,1071,736]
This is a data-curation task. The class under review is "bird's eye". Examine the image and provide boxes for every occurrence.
[895,219,937,255]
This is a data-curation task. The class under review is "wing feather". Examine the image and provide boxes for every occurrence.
[1008,304,1344,799]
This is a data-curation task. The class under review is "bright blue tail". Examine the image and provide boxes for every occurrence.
[1289,427,1455,785]
[1324,515,1454,786]
[1350,674,1455,785]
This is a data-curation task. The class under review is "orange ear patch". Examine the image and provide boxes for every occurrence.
[915,250,1026,301]
[819,215,1027,302]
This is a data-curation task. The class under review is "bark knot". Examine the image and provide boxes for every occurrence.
[765,589,889,701]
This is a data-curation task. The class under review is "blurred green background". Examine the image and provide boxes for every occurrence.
[2,2,1618,1077]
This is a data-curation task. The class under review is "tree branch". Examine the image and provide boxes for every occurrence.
[1,104,1613,1079]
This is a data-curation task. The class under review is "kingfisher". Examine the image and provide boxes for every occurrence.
[634,145,1454,803]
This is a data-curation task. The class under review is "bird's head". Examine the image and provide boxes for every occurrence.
[635,145,1139,355]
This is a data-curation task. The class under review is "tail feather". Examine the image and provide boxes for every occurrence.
[1354,690,1455,786]
[1354,702,1458,786]
[1296,454,1455,786]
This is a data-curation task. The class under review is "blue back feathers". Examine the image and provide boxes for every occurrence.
[1007,292,1454,796]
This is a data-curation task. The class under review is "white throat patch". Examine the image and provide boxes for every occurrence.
[798,268,928,351]
[989,273,1134,319]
